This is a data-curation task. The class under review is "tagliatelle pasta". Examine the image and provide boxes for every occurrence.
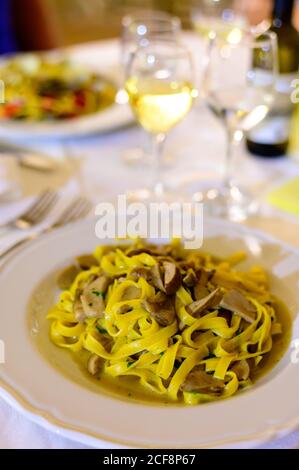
[47,240,287,405]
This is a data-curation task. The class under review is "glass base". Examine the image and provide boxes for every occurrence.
[192,183,259,222]
[126,184,187,204]
[122,147,149,167]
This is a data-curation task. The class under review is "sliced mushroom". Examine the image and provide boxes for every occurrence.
[150,263,166,292]
[182,269,197,288]
[120,285,141,301]
[73,291,86,323]
[163,261,181,294]
[76,254,98,270]
[143,292,176,326]
[130,267,152,282]
[230,359,250,381]
[93,330,113,352]
[181,369,225,395]
[220,289,256,323]
[87,354,103,376]
[57,265,80,290]
[193,268,215,300]
[197,268,215,285]
[194,284,210,301]
[80,274,111,319]
[186,288,222,317]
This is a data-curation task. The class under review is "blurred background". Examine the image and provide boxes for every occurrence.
[1,0,299,53]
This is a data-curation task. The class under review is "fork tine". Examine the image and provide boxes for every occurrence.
[64,199,92,224]
[68,200,92,223]
[55,198,92,227]
[29,192,59,224]
[56,198,83,225]
[21,190,53,221]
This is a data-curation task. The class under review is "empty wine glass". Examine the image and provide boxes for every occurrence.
[196,31,278,220]
[125,41,198,201]
[191,0,247,44]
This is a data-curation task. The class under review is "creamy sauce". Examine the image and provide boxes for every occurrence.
[28,270,293,406]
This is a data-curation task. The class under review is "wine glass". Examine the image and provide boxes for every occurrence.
[197,31,278,220]
[125,41,198,201]
[119,12,182,166]
[191,0,248,101]
[191,0,247,44]
[121,11,181,72]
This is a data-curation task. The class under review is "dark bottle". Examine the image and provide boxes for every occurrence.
[246,0,299,158]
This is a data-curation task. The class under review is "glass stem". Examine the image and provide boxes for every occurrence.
[223,125,235,190]
[152,132,166,199]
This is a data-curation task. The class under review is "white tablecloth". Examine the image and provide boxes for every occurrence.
[0,34,299,449]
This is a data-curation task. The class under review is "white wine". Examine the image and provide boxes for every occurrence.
[193,16,246,44]
[126,78,197,134]
[208,87,272,131]
[246,0,299,158]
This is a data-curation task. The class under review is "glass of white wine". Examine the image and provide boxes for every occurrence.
[199,31,278,220]
[125,41,197,201]
[119,12,182,166]
[121,12,181,72]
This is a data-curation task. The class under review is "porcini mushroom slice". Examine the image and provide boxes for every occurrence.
[230,359,250,381]
[193,284,210,301]
[120,285,141,301]
[57,265,80,290]
[130,267,152,282]
[73,292,86,323]
[163,261,181,294]
[186,288,222,317]
[220,289,256,323]
[182,269,197,288]
[143,292,176,326]
[181,370,225,395]
[198,268,215,285]
[76,254,98,270]
[150,263,166,292]
[81,275,111,319]
[194,268,215,300]
[87,354,103,376]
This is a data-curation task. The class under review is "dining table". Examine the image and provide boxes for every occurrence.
[0,32,298,449]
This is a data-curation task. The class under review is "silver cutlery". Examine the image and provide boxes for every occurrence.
[0,196,93,259]
[0,140,59,173]
[2,189,58,230]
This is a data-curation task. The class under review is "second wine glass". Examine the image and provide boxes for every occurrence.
[200,31,278,220]
[125,42,198,201]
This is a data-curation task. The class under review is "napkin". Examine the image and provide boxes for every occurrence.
[267,177,299,216]
[0,180,93,258]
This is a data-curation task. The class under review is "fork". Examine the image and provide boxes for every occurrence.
[0,196,93,259]
[1,189,58,230]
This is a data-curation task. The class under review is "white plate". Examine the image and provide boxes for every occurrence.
[0,102,133,140]
[0,218,298,448]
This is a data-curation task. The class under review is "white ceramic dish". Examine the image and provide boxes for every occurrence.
[0,102,133,140]
[0,218,298,448]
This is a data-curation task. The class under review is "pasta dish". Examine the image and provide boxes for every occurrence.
[47,240,285,405]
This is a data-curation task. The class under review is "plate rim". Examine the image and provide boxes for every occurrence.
[0,217,299,448]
